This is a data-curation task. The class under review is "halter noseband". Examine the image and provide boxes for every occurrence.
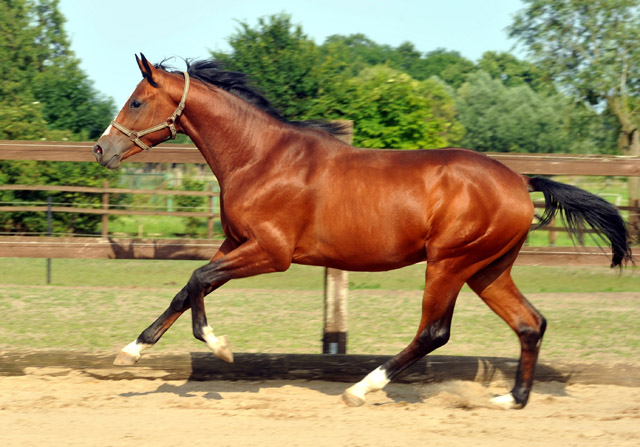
[110,71,190,151]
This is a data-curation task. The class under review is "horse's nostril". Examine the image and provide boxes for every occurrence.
[93,144,103,156]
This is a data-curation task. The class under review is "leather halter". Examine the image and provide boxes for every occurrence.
[110,71,190,151]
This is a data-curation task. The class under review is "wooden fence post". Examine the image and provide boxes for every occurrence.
[207,183,215,239]
[323,268,349,354]
[632,199,640,243]
[101,181,109,237]
[322,121,353,354]
[548,217,556,246]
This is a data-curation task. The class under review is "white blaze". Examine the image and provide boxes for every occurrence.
[101,123,113,136]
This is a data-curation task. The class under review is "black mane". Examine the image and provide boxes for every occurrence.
[156,59,349,138]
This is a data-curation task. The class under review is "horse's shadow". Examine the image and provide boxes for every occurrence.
[114,353,571,405]
[117,377,568,407]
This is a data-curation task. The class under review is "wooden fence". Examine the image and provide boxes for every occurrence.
[1,140,639,260]
[0,183,219,238]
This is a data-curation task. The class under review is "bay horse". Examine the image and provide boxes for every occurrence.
[93,54,633,409]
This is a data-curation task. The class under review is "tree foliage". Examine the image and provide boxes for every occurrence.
[509,0,640,154]
[0,0,115,141]
[509,0,640,203]
[477,51,551,93]
[212,16,466,149]
[457,71,566,153]
[312,66,463,148]
[211,13,323,119]
[0,0,119,235]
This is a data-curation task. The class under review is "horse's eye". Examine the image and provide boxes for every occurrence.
[130,99,142,109]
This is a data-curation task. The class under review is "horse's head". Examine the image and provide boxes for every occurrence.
[93,54,189,169]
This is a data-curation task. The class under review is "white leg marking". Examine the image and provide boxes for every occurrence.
[490,393,522,410]
[114,339,153,365]
[345,367,390,402]
[202,326,221,350]
[202,326,234,363]
[121,340,152,359]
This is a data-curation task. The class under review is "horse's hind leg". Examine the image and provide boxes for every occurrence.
[342,262,466,407]
[467,257,546,409]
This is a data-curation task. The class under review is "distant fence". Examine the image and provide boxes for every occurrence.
[0,183,219,238]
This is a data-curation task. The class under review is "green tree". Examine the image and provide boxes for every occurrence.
[0,0,119,235]
[171,178,207,237]
[416,49,476,87]
[509,0,640,200]
[477,51,551,93]
[321,33,396,73]
[456,71,574,153]
[312,66,463,149]
[211,13,323,119]
[0,0,114,140]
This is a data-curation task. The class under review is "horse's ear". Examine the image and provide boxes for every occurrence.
[135,53,158,87]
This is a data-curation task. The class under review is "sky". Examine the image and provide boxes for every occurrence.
[58,0,526,107]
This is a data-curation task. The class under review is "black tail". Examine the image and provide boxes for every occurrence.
[528,177,633,268]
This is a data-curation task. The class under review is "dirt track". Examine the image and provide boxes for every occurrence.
[1,367,638,446]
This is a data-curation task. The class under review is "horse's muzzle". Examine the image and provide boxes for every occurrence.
[93,143,121,169]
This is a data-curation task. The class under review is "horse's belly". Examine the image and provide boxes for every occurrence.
[292,231,427,271]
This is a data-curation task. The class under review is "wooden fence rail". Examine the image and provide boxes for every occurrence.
[1,140,640,244]
[1,182,636,240]
[2,139,640,175]
[0,183,219,237]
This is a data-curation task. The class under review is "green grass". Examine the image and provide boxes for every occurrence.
[0,286,637,362]
[0,258,637,361]
[0,258,637,293]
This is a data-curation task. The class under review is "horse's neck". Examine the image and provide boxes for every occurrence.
[181,87,286,185]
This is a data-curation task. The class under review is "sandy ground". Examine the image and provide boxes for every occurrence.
[0,367,638,447]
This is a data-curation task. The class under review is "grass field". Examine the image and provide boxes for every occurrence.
[0,258,637,362]
[0,258,637,293]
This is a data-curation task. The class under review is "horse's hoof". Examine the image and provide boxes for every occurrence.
[490,393,523,410]
[341,391,365,407]
[211,335,234,363]
[113,350,140,366]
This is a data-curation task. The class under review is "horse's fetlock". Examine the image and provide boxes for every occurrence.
[511,385,531,408]
[192,327,206,342]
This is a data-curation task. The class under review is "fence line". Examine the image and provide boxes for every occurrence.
[1,142,638,260]
[2,140,640,175]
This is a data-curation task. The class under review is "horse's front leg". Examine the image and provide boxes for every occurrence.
[114,285,192,365]
[114,239,238,365]
[186,239,289,362]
